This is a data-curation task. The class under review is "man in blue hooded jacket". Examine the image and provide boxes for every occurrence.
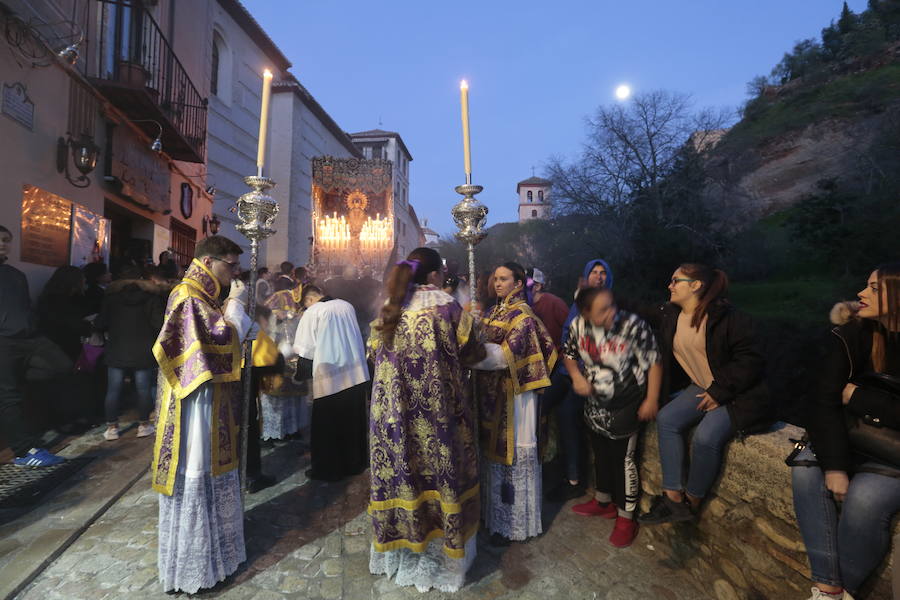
[546,258,614,501]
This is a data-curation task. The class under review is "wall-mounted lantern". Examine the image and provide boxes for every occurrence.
[56,133,100,188]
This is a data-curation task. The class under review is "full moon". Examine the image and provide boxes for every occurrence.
[615,84,632,100]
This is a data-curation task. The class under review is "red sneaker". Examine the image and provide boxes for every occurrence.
[571,500,617,518]
[609,516,638,548]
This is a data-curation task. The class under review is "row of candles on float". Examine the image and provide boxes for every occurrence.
[317,213,351,248]
[316,213,394,251]
[359,214,393,252]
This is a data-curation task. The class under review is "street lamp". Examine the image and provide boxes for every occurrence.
[203,213,221,236]
[56,133,100,188]
[129,119,164,154]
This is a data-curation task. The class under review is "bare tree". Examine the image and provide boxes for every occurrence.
[548,90,732,223]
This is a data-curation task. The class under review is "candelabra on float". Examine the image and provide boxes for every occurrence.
[235,175,278,496]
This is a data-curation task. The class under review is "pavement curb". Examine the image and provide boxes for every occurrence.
[0,427,154,600]
[4,464,148,600]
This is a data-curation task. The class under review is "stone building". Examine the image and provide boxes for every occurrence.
[0,0,212,291]
[517,176,552,223]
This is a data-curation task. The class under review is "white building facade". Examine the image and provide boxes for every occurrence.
[208,0,358,269]
[517,176,552,223]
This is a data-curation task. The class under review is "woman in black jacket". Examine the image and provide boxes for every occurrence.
[93,265,167,441]
[639,263,773,525]
[36,266,93,361]
[791,263,900,600]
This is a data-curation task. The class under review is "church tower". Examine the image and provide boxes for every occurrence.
[517,176,552,223]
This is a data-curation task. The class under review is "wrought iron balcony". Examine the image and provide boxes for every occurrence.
[88,0,206,162]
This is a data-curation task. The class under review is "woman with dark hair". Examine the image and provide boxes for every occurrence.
[640,263,773,525]
[367,248,486,592]
[473,261,557,545]
[36,266,92,361]
[791,263,900,600]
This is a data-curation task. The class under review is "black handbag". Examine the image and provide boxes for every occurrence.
[846,372,900,468]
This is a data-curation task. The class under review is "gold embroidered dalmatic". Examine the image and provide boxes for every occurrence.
[151,259,242,496]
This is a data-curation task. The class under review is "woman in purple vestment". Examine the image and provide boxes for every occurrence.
[368,247,486,593]
[472,262,556,545]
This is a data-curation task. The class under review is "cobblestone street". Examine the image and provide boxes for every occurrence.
[8,435,712,600]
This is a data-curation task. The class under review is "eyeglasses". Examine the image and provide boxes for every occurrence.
[211,257,241,271]
[669,277,696,286]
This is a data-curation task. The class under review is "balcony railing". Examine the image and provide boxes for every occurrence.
[89,0,206,162]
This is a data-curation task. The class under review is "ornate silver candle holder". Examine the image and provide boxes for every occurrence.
[451,182,488,303]
[235,174,278,495]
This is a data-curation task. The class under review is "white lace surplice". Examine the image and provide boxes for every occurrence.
[369,536,477,593]
[260,392,310,440]
[481,443,542,540]
[158,300,249,593]
[473,344,543,541]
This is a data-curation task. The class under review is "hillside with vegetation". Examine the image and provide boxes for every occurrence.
[704,1,900,234]
[438,2,900,423]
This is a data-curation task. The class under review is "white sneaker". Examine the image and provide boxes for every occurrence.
[808,587,854,600]
[104,426,119,441]
[136,423,155,438]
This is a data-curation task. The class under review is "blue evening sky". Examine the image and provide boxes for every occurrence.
[241,0,868,235]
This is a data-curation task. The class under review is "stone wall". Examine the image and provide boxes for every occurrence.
[637,422,895,600]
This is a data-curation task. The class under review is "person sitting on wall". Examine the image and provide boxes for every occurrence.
[791,263,900,600]
[639,264,774,524]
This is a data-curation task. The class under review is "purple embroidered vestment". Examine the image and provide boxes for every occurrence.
[476,293,557,465]
[151,259,242,495]
[368,287,483,559]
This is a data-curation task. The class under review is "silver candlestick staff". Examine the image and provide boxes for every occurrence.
[451,180,488,304]
[235,175,278,497]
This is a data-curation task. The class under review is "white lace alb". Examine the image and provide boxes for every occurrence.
[158,470,245,593]
[481,445,542,540]
[260,392,309,440]
[369,535,477,593]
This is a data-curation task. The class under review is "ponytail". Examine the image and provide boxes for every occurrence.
[376,247,443,347]
[679,263,729,330]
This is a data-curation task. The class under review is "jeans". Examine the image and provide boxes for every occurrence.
[792,446,900,593]
[104,367,155,424]
[657,384,734,498]
[0,335,72,455]
[542,369,586,482]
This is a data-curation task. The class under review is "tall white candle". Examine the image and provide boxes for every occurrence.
[256,69,273,176]
[460,80,471,179]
